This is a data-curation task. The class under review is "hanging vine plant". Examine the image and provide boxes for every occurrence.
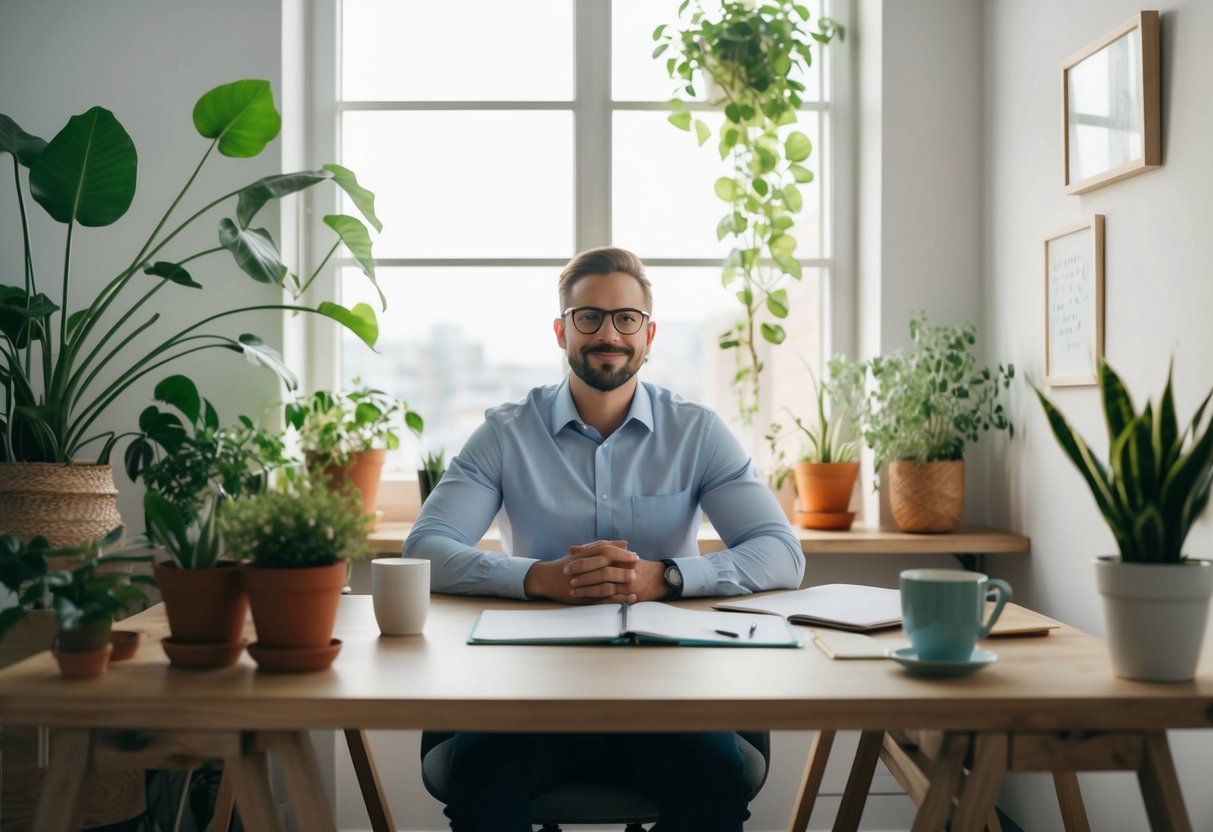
[654,0,843,424]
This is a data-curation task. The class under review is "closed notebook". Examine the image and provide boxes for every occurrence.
[713,584,902,633]
[468,602,802,647]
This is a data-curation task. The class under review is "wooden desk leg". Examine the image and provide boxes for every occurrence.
[344,728,398,832]
[1136,732,1193,832]
[258,731,337,832]
[229,747,287,832]
[213,765,237,832]
[832,730,884,832]
[1052,771,1091,832]
[33,728,91,832]
[787,729,835,832]
[951,733,1007,832]
[910,731,969,832]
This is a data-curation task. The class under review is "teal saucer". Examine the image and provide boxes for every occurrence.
[887,646,997,678]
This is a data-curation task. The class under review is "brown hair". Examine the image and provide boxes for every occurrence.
[557,247,652,311]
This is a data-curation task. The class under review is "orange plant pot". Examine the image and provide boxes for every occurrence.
[794,461,860,515]
[54,644,113,679]
[242,561,348,650]
[889,459,965,533]
[315,449,385,520]
[153,561,249,645]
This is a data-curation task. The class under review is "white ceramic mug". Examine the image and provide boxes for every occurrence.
[372,558,430,635]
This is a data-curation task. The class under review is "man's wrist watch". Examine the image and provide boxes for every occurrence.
[661,558,684,599]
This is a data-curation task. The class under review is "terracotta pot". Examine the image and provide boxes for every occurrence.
[314,449,386,519]
[242,561,348,650]
[0,462,123,548]
[888,459,965,533]
[54,643,113,679]
[108,630,143,662]
[794,461,859,515]
[153,561,248,646]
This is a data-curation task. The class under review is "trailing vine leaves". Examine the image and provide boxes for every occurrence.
[656,1,844,423]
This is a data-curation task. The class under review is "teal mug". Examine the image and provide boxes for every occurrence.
[899,569,1013,661]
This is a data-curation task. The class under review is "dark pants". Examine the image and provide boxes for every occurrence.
[444,731,750,832]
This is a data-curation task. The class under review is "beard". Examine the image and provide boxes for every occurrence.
[568,345,642,392]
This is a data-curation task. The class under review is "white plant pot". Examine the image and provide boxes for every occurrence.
[1095,556,1213,682]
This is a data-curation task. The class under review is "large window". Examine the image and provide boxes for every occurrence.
[312,0,845,481]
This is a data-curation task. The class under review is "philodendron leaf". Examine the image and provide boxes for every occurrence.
[29,106,137,226]
[192,79,281,158]
[0,287,57,348]
[323,214,385,310]
[237,169,331,229]
[218,219,287,285]
[760,323,786,345]
[766,289,789,318]
[785,131,812,163]
[318,301,378,349]
[143,261,202,289]
[153,375,202,425]
[323,164,382,232]
[0,115,47,166]
[236,334,298,390]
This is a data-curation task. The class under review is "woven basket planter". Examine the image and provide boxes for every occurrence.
[0,462,123,547]
[888,459,965,533]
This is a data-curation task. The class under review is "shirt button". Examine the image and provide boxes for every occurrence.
[600,495,608,501]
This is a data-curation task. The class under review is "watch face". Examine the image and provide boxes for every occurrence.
[664,563,682,588]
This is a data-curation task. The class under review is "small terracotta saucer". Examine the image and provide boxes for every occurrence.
[247,638,342,673]
[162,637,248,669]
[796,510,857,531]
[108,630,144,662]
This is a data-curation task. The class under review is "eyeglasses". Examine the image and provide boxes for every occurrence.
[561,306,651,335]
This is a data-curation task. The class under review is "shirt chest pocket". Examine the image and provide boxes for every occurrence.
[629,487,697,557]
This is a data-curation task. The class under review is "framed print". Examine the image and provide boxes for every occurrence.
[1044,216,1105,386]
[1062,10,1160,194]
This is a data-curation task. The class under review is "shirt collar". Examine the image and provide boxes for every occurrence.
[550,377,655,436]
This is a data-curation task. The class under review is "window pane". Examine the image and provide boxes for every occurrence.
[613,111,823,259]
[342,0,573,101]
[612,0,824,103]
[342,111,574,258]
[341,267,565,472]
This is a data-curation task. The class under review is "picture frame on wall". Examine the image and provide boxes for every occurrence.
[1062,10,1160,195]
[1044,215,1105,386]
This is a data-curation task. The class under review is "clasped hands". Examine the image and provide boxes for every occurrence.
[523,539,666,605]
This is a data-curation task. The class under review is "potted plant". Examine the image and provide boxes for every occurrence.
[223,480,372,672]
[864,313,1015,533]
[1034,360,1213,682]
[0,78,384,548]
[787,356,865,530]
[418,449,446,505]
[125,375,288,665]
[286,380,423,520]
[655,1,843,423]
[0,528,151,678]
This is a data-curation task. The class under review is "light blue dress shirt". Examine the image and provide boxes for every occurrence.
[404,379,804,599]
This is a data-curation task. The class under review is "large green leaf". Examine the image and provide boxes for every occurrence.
[318,301,378,349]
[236,169,331,229]
[323,164,382,232]
[0,287,56,348]
[192,79,281,158]
[218,218,287,284]
[785,131,812,162]
[1099,361,1135,446]
[153,375,201,424]
[143,261,202,289]
[323,215,384,309]
[235,334,298,390]
[1154,364,1179,475]
[0,115,47,166]
[29,107,136,227]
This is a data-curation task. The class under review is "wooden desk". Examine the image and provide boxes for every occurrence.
[0,595,1208,832]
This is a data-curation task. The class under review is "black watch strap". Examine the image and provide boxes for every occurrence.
[661,558,684,599]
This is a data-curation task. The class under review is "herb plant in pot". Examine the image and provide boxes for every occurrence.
[864,314,1015,533]
[418,449,445,505]
[1034,360,1213,682]
[0,79,384,548]
[127,375,288,666]
[223,481,371,672]
[788,356,865,530]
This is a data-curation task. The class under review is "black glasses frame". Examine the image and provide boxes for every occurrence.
[561,306,651,335]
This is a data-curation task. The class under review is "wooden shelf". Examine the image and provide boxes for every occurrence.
[370,522,1029,557]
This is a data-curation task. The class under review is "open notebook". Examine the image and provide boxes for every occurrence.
[468,602,802,647]
[713,584,903,632]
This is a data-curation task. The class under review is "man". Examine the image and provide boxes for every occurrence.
[405,246,803,832]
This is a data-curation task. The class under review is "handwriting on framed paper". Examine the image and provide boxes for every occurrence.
[1044,216,1104,386]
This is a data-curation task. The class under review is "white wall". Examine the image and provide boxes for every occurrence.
[982,1,1213,829]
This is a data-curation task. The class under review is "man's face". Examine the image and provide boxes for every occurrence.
[555,272,655,393]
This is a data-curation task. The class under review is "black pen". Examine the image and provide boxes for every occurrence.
[714,628,740,638]
[748,621,758,638]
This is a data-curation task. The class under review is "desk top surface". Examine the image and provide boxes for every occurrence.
[0,595,1208,734]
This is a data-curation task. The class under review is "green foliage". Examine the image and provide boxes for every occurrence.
[789,356,866,464]
[422,449,446,477]
[285,379,423,469]
[656,0,843,423]
[221,481,372,569]
[0,79,383,464]
[864,313,1014,470]
[1033,360,1213,564]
